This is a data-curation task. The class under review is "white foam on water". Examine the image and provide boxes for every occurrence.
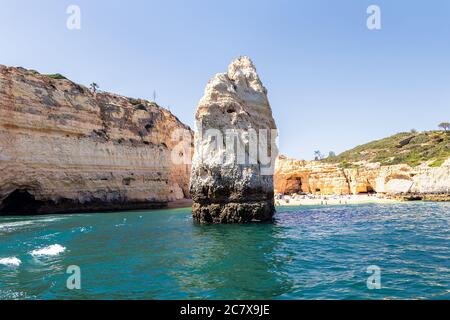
[0,221,35,231]
[30,244,66,257]
[0,217,65,233]
[0,257,22,266]
[39,218,65,224]
[78,226,91,233]
[115,218,128,228]
[71,226,92,234]
[0,290,30,299]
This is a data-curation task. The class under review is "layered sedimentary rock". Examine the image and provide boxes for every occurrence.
[190,57,278,223]
[275,155,450,196]
[0,65,193,215]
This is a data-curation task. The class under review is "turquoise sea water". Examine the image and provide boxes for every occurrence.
[0,202,449,300]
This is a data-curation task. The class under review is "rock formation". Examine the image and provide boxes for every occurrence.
[190,57,278,223]
[0,65,193,215]
[275,155,450,197]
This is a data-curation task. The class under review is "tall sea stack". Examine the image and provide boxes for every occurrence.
[190,57,278,224]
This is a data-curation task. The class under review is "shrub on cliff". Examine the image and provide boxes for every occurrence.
[128,98,142,105]
[339,161,357,169]
[429,158,446,168]
[323,131,450,167]
[46,73,67,80]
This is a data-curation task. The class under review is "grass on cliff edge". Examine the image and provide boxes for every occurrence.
[324,131,450,168]
[45,73,68,80]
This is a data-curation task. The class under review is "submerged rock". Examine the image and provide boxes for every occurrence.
[190,57,278,224]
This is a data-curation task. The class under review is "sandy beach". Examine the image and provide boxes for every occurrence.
[275,194,399,206]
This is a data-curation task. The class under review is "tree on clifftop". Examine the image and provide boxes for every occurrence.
[314,150,324,161]
[90,82,99,94]
[438,122,450,131]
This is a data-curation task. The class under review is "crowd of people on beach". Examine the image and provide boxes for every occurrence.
[275,192,392,206]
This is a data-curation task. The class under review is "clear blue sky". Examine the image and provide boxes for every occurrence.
[1,0,449,159]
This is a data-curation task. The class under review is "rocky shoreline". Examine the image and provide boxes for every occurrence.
[387,193,450,202]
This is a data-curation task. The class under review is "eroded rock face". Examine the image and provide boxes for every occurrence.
[275,155,450,196]
[0,65,193,215]
[190,57,278,223]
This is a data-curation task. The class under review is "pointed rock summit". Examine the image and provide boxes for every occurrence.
[190,57,278,223]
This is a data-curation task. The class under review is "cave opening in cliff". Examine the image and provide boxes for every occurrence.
[286,177,303,194]
[0,190,43,215]
[359,186,376,195]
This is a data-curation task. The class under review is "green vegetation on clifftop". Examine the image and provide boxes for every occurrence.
[45,73,68,80]
[324,131,450,167]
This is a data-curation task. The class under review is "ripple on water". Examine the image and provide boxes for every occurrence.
[0,202,448,300]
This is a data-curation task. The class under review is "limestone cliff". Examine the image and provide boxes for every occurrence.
[190,57,278,223]
[275,155,450,197]
[0,65,193,215]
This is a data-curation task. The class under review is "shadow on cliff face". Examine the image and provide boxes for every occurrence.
[0,189,169,216]
[0,189,44,215]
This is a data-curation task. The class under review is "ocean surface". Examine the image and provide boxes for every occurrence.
[0,202,449,300]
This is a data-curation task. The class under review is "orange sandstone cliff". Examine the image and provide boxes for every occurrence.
[275,155,450,198]
[0,65,193,215]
